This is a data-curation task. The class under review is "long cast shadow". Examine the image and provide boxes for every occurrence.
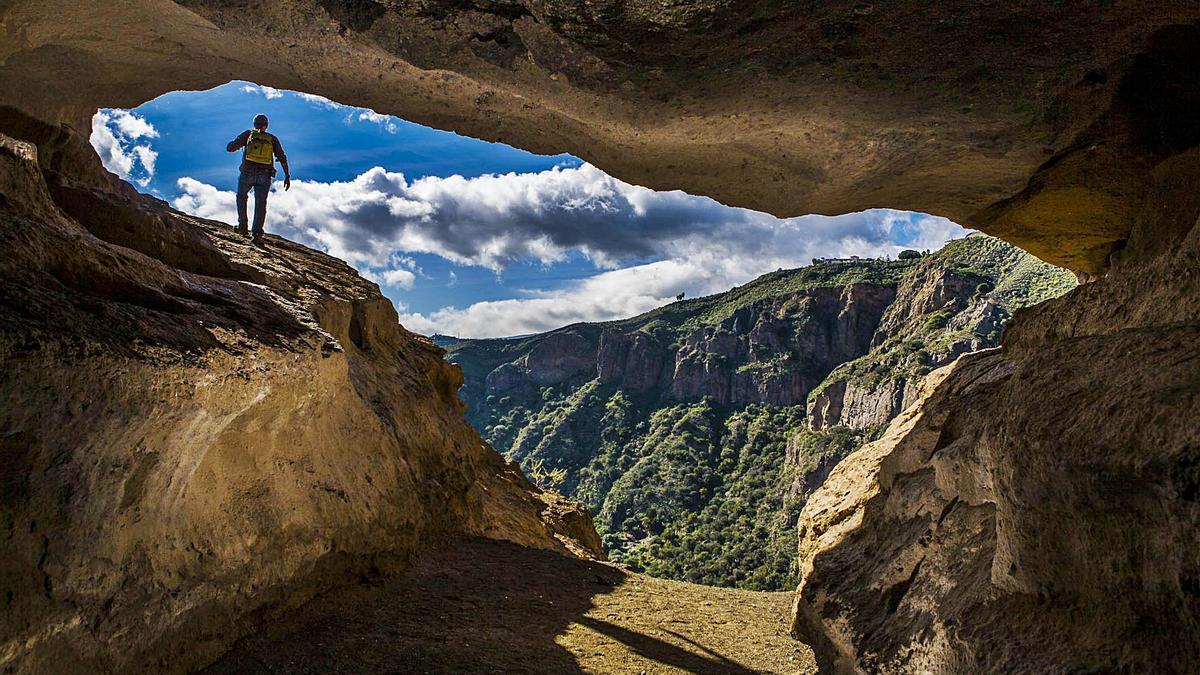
[202,537,625,674]
[576,616,758,674]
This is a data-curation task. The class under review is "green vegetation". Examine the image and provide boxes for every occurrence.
[446,235,1076,592]
[613,410,873,590]
[932,234,1076,307]
[482,387,873,590]
[808,234,1076,403]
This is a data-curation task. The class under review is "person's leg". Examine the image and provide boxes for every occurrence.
[251,172,270,238]
[235,172,251,235]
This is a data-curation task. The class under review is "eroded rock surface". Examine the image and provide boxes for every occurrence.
[793,153,1200,672]
[2,2,1200,673]
[2,2,1200,273]
[0,120,599,673]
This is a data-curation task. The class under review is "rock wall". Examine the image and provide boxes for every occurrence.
[669,285,896,406]
[0,119,598,673]
[2,2,1200,273]
[805,238,1068,433]
[3,1,1200,672]
[807,377,921,433]
[792,152,1200,672]
[466,281,896,410]
[596,330,668,393]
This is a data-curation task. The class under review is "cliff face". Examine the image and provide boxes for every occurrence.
[457,266,908,415]
[792,154,1200,672]
[447,238,1070,588]
[3,2,1200,672]
[0,120,598,673]
[807,235,1073,431]
[670,285,896,406]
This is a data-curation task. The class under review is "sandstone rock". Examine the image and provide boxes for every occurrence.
[3,2,1200,273]
[793,152,1200,672]
[0,118,596,674]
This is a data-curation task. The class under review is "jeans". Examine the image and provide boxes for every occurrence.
[236,169,273,236]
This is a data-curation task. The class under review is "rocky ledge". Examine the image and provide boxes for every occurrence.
[793,152,1200,672]
[0,121,599,673]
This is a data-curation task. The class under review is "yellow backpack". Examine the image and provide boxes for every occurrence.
[244,131,274,165]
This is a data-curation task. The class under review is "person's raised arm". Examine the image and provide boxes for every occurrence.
[273,136,291,190]
[226,130,250,153]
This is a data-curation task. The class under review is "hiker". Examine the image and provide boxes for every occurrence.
[226,113,290,245]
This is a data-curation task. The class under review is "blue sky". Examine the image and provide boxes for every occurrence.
[91,81,968,337]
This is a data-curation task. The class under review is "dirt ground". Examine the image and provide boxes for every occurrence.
[203,537,815,674]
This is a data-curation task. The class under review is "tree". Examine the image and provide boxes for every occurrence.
[898,249,923,260]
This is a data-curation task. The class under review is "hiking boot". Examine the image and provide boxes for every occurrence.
[251,235,266,248]
[236,226,249,238]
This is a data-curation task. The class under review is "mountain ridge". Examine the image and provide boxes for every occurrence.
[444,234,1075,589]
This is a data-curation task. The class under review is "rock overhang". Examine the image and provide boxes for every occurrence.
[2,1,1199,275]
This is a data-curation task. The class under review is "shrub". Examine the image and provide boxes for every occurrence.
[924,309,953,331]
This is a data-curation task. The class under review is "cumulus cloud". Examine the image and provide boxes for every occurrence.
[241,84,283,99]
[90,110,159,187]
[295,92,344,109]
[172,163,966,336]
[354,109,399,133]
[394,217,963,337]
[381,268,416,288]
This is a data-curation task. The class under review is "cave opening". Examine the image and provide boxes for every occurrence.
[92,80,976,342]
[78,80,1079,597]
[4,3,1199,672]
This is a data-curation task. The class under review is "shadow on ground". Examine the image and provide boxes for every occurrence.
[202,537,809,674]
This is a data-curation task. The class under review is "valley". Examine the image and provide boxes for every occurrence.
[444,235,1075,589]
[3,1,1199,671]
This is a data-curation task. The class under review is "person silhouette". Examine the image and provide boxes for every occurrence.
[226,113,290,245]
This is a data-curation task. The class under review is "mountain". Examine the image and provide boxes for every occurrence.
[444,235,1075,590]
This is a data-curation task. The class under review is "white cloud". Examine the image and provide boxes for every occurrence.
[171,163,967,337]
[354,109,398,133]
[381,268,417,288]
[133,145,158,178]
[241,84,283,99]
[296,92,344,109]
[394,221,964,337]
[89,109,159,187]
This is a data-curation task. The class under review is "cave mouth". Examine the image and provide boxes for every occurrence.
[98,81,974,342]
[76,80,1047,597]
[2,3,1199,671]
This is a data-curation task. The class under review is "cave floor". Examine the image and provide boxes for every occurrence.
[203,536,814,674]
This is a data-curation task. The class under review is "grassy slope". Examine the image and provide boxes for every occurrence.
[444,236,1075,590]
[809,235,1077,399]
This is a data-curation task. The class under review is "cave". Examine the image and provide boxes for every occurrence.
[2,1,1199,673]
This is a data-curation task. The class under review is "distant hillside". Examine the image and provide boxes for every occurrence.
[444,235,1075,589]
